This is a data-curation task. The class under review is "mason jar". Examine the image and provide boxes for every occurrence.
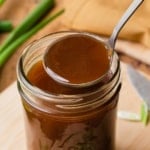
[17,31,121,150]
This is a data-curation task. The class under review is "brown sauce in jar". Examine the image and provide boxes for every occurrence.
[44,34,110,85]
[21,33,120,150]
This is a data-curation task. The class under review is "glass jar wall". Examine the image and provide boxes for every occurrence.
[17,31,121,150]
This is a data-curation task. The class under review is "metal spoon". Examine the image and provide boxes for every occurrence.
[106,0,143,52]
[43,0,144,88]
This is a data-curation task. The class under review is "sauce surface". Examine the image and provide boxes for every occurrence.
[44,35,109,84]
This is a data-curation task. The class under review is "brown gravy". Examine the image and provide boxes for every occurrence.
[44,35,109,85]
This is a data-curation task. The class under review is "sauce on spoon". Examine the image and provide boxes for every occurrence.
[43,34,110,87]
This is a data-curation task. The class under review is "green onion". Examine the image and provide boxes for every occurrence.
[141,102,149,125]
[0,9,64,67]
[0,21,13,32]
[118,102,149,125]
[0,0,55,53]
[117,111,141,121]
[0,0,5,6]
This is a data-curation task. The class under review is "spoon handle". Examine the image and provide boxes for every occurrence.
[108,0,144,50]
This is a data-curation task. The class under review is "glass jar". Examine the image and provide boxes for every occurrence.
[17,31,121,150]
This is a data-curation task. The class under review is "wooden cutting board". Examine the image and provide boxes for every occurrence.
[0,64,150,150]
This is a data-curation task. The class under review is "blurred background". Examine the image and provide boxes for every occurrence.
[1,1,150,149]
[0,0,149,91]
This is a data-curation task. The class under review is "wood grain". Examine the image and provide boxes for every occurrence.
[1,64,150,149]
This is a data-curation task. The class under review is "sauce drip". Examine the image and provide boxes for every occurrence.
[44,34,110,85]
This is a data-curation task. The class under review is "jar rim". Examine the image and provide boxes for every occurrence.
[43,33,111,88]
[17,31,120,104]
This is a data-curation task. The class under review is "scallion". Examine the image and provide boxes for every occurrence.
[0,9,64,67]
[0,21,13,32]
[141,102,149,125]
[0,0,5,6]
[0,0,55,53]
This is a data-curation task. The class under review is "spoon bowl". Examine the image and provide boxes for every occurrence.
[105,0,144,64]
[43,0,144,88]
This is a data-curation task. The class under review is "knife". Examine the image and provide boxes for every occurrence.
[127,65,150,110]
[118,65,150,124]
[125,65,150,125]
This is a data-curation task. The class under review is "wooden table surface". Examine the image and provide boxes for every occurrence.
[1,63,150,150]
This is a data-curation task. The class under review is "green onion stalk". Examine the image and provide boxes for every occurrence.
[0,0,55,53]
[0,9,64,67]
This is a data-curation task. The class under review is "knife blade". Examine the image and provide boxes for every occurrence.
[127,65,150,110]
